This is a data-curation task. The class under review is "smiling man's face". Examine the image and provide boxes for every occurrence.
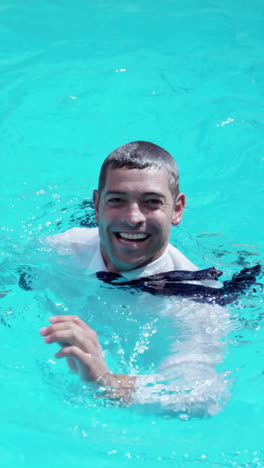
[93,166,185,273]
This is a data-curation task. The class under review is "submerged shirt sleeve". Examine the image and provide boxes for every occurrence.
[132,299,234,418]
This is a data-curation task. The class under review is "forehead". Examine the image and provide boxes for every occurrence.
[103,166,171,195]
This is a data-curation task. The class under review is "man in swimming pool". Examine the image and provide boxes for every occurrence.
[40,141,226,410]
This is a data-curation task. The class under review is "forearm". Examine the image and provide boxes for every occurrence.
[97,367,229,416]
[132,360,229,417]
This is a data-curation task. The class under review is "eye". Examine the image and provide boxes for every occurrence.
[107,197,125,205]
[145,199,163,207]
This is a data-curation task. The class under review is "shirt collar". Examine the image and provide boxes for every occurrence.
[114,247,173,280]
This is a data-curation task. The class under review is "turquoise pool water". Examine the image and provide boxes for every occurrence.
[1,0,264,466]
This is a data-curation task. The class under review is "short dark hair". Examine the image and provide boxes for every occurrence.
[98,141,179,200]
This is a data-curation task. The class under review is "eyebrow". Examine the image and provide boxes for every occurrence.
[142,192,166,199]
[104,191,166,199]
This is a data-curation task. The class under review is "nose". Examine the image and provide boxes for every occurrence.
[122,202,146,227]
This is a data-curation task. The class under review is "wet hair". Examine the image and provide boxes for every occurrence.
[98,141,180,200]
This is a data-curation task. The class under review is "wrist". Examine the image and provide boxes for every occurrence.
[97,371,117,387]
[96,372,136,401]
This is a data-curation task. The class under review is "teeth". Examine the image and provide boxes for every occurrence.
[119,233,148,240]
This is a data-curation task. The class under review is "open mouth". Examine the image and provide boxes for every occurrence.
[115,232,150,242]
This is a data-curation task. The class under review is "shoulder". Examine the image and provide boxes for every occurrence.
[167,243,198,271]
[43,227,99,254]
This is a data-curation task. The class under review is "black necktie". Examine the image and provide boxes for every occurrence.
[97,265,262,306]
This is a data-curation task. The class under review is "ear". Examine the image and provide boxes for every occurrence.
[171,193,185,226]
[93,190,100,221]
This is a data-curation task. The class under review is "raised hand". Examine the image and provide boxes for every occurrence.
[40,315,110,382]
[40,315,135,397]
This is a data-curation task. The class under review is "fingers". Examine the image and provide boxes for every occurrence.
[55,345,108,381]
[40,321,72,336]
[40,320,91,337]
[55,345,86,360]
[66,357,78,373]
[41,327,99,354]
[40,315,109,382]
[55,346,92,380]
[43,328,84,346]
[40,316,99,349]
[49,315,89,330]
